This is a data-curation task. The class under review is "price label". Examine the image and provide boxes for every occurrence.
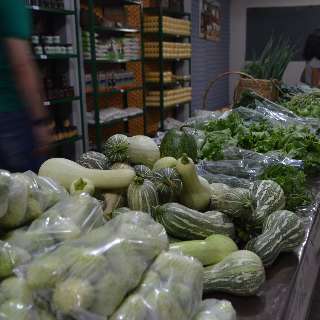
[123,118,128,122]
[32,5,40,10]
[44,101,51,106]
[40,55,47,60]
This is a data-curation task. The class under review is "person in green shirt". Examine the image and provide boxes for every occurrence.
[0,0,51,172]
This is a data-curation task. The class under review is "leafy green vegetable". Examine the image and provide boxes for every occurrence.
[244,36,295,80]
[284,92,320,118]
[202,113,320,171]
[261,164,311,210]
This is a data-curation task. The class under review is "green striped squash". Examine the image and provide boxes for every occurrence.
[134,165,154,181]
[203,250,266,296]
[153,203,235,240]
[249,180,286,226]
[211,187,253,219]
[77,151,109,170]
[152,168,183,204]
[127,177,158,215]
[245,210,305,266]
[103,134,129,163]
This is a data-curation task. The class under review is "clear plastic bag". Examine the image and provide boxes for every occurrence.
[19,212,168,319]
[193,299,236,320]
[111,251,203,320]
[196,166,252,189]
[0,171,68,229]
[8,194,104,254]
[183,111,230,130]
[1,194,104,278]
[198,160,265,180]
[222,146,304,169]
[0,171,11,218]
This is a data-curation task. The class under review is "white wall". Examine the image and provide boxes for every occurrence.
[229,0,320,100]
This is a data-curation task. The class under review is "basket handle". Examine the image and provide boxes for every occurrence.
[202,71,258,110]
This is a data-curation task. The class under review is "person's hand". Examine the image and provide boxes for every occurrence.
[33,124,53,154]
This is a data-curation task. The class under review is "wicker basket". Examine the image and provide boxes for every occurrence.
[203,71,280,110]
[234,78,279,103]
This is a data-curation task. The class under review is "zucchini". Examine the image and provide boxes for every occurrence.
[154,203,235,240]
[170,234,238,266]
[127,177,159,214]
[177,155,211,211]
[246,210,305,266]
[203,250,266,296]
[152,168,183,204]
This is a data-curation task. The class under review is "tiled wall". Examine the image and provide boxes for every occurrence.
[191,0,230,111]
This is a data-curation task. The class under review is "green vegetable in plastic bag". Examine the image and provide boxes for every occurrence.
[111,251,203,320]
[193,299,236,320]
[0,241,31,279]
[0,170,11,218]
[23,212,168,318]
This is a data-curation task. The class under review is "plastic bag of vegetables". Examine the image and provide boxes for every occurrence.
[20,211,168,319]
[0,277,57,320]
[193,299,236,320]
[0,171,67,229]
[111,251,203,320]
[199,159,264,180]
[0,194,104,278]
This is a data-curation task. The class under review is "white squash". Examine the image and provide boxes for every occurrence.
[39,158,135,191]
[128,136,160,168]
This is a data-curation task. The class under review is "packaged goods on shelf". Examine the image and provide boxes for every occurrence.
[25,0,65,9]
[146,87,192,107]
[146,71,191,83]
[144,42,192,59]
[144,16,191,36]
[82,32,141,61]
[146,71,174,83]
[42,73,75,101]
[87,107,143,124]
[85,70,136,92]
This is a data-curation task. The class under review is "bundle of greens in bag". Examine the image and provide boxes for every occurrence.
[111,251,203,320]
[21,212,168,319]
[193,299,236,320]
[0,171,67,229]
[0,194,104,279]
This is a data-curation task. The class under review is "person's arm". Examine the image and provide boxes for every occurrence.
[4,39,52,151]
[4,38,48,122]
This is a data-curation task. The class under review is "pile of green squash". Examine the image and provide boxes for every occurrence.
[40,128,306,299]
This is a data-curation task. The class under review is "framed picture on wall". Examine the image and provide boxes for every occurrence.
[199,0,221,41]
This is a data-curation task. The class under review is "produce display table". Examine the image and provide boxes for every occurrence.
[207,177,320,320]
